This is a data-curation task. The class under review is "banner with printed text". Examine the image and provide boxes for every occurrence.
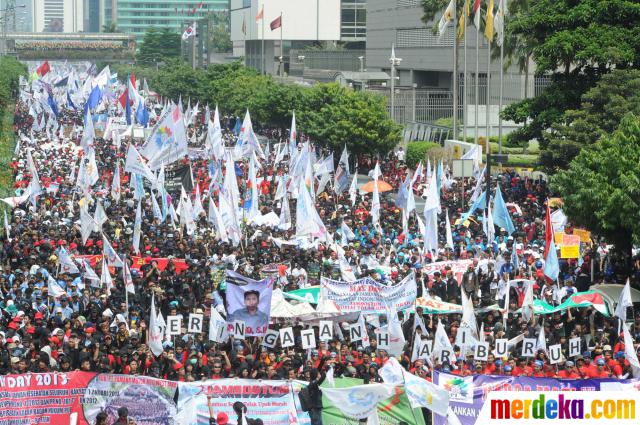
[0,372,177,425]
[321,273,417,314]
[433,372,640,425]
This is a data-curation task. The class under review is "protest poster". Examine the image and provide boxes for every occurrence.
[225,270,274,336]
[0,372,177,425]
[321,273,417,314]
[415,297,464,314]
[176,379,300,424]
[433,372,638,425]
[422,259,473,283]
[164,164,193,193]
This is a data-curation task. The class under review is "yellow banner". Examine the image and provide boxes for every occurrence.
[561,245,580,259]
[573,228,591,244]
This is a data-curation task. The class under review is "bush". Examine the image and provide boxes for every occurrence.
[406,141,440,169]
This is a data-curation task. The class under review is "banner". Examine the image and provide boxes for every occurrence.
[225,270,274,336]
[0,372,177,425]
[164,164,193,193]
[284,286,320,304]
[516,290,610,317]
[416,296,463,314]
[176,379,301,425]
[434,372,638,425]
[76,255,189,275]
[423,259,474,283]
[321,273,417,314]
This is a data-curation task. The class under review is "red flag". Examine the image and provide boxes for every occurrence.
[270,15,282,31]
[130,72,136,88]
[118,88,128,110]
[544,201,553,259]
[193,7,197,13]
[255,6,264,21]
[198,1,203,8]
[36,60,50,77]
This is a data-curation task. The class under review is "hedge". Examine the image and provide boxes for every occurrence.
[406,141,441,169]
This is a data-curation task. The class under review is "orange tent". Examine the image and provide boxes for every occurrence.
[361,180,393,193]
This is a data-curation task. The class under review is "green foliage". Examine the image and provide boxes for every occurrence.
[406,141,441,169]
[301,84,401,157]
[102,23,119,33]
[540,70,640,171]
[108,62,401,155]
[136,28,181,66]
[552,114,640,258]
[208,11,232,53]
[501,0,640,162]
[0,57,26,111]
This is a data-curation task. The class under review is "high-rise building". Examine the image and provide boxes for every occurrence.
[32,0,84,32]
[114,0,229,41]
[84,0,101,32]
[230,0,341,74]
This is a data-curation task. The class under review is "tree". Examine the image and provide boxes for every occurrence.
[208,11,232,53]
[152,59,207,102]
[0,57,26,112]
[540,69,640,170]
[502,0,640,150]
[552,114,640,272]
[136,28,181,66]
[102,22,119,33]
[301,84,401,157]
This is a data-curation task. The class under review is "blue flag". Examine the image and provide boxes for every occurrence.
[461,191,486,222]
[136,99,149,127]
[511,242,519,270]
[48,94,59,118]
[492,184,515,235]
[67,92,76,110]
[125,83,131,125]
[544,238,560,280]
[85,85,102,112]
[233,117,241,135]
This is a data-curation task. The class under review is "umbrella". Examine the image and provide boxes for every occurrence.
[361,180,393,193]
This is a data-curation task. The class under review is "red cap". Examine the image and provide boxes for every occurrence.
[58,239,66,245]
[34,312,44,320]
[152,248,160,253]
[145,245,151,251]
[69,242,77,250]
[7,322,18,330]
[48,336,60,344]
[27,327,35,334]
[97,240,103,247]
[85,327,95,334]
[85,239,94,247]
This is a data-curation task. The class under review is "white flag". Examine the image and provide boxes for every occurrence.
[58,247,80,274]
[438,0,456,38]
[149,294,164,356]
[102,235,124,267]
[111,164,121,202]
[623,322,640,377]
[370,162,381,226]
[93,201,108,232]
[132,200,142,255]
[125,144,156,183]
[616,279,633,325]
[48,275,66,298]
[100,257,113,294]
[348,172,358,206]
[3,210,10,242]
[123,261,135,294]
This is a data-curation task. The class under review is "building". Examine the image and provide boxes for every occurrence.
[0,0,33,32]
[230,0,341,74]
[365,0,545,135]
[113,0,228,41]
[340,0,366,43]
[84,0,100,32]
[32,0,84,32]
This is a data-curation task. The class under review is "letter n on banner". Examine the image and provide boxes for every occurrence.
[233,321,245,340]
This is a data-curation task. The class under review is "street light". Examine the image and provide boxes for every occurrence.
[389,44,402,121]
[298,55,305,79]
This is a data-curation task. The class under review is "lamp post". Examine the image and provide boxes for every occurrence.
[389,44,402,122]
[297,55,305,80]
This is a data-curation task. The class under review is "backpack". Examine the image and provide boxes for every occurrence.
[298,386,312,412]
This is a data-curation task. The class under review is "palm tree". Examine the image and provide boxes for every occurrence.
[102,22,119,33]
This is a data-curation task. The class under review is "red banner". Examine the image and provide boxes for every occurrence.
[0,372,177,424]
[76,255,189,275]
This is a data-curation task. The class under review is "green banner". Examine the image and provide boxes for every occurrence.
[284,286,319,304]
[517,290,610,316]
[321,377,426,425]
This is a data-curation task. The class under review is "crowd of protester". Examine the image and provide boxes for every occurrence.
[1,65,638,424]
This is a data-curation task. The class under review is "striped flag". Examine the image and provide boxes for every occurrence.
[473,0,481,30]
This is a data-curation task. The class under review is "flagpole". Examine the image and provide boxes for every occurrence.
[192,20,197,70]
[261,5,265,75]
[474,20,479,146]
[486,39,491,156]
[463,11,468,143]
[452,0,458,140]
[498,38,504,154]
[280,12,283,77]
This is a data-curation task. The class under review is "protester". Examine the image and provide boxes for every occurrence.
[2,61,638,425]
